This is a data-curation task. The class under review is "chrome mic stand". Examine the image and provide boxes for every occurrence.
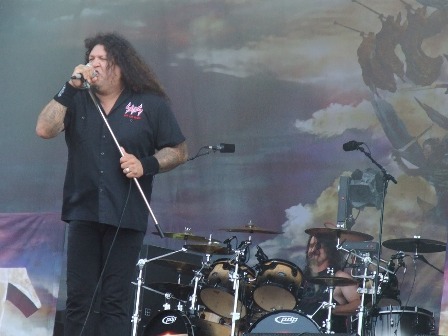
[84,83,164,238]
[131,248,186,336]
[230,238,251,336]
[337,243,393,336]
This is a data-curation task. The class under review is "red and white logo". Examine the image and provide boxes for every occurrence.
[124,102,143,120]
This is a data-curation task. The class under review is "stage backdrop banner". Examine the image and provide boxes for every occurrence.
[0,213,65,336]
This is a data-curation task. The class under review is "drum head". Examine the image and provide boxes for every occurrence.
[248,310,320,333]
[142,310,194,336]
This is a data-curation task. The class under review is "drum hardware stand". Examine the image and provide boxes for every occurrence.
[131,248,186,336]
[337,244,394,336]
[189,260,210,315]
[230,238,252,336]
[321,268,337,334]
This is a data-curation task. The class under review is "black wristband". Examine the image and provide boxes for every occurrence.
[53,82,78,107]
[141,156,160,176]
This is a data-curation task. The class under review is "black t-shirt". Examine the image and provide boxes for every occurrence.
[61,88,185,232]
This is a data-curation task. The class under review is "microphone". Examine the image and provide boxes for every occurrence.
[255,245,269,263]
[70,71,97,80]
[342,140,364,151]
[71,73,84,80]
[208,143,235,153]
[391,251,406,259]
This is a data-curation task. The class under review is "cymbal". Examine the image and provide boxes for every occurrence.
[184,243,232,255]
[147,282,193,300]
[305,227,373,242]
[151,231,220,243]
[220,221,282,234]
[307,276,358,287]
[153,259,199,275]
[383,237,446,253]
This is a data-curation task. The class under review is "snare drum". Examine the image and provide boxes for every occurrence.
[247,310,320,333]
[200,259,255,318]
[142,310,194,336]
[368,306,436,336]
[253,259,303,311]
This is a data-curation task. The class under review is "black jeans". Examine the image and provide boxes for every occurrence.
[64,221,145,336]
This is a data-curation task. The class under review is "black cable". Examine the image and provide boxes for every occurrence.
[78,180,133,336]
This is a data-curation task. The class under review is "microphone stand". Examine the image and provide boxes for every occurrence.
[131,248,186,336]
[355,145,397,311]
[84,83,164,238]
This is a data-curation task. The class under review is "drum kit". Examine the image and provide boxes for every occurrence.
[130,223,445,336]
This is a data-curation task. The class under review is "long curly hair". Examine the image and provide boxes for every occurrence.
[84,32,167,97]
[303,234,343,278]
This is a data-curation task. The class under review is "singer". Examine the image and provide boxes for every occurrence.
[36,32,188,336]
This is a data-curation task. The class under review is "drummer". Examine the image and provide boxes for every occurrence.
[297,234,361,333]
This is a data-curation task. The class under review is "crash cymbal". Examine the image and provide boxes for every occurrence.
[307,276,358,287]
[221,221,282,234]
[153,259,199,275]
[383,237,446,253]
[151,231,220,243]
[305,227,373,242]
[184,242,232,255]
[147,282,193,300]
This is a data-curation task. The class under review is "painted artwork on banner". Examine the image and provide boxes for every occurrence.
[1,0,448,334]
[0,214,65,336]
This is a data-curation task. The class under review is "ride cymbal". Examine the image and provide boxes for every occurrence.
[151,231,220,243]
[153,259,199,275]
[383,237,446,253]
[184,242,232,255]
[305,227,373,242]
[307,276,358,287]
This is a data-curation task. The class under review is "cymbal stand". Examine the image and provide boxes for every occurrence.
[131,248,186,336]
[356,267,375,336]
[337,243,393,274]
[230,238,252,336]
[323,268,336,334]
[189,257,211,314]
[337,244,392,336]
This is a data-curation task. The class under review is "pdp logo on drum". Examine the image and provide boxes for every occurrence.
[161,315,177,324]
[274,315,299,324]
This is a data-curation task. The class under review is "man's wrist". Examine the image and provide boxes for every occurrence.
[141,156,160,176]
[53,81,79,107]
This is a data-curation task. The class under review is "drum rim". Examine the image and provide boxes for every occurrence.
[257,259,304,276]
[208,258,256,276]
[377,305,434,316]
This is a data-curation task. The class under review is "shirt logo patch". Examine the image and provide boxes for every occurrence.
[124,102,143,120]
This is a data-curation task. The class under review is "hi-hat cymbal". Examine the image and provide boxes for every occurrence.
[383,238,446,253]
[151,231,220,243]
[305,227,373,242]
[220,221,282,234]
[147,282,193,300]
[153,259,199,275]
[307,276,358,287]
[184,243,232,255]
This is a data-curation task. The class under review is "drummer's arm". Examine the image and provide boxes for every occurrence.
[332,271,361,316]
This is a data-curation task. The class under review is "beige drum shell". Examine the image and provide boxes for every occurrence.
[200,259,256,319]
[253,259,303,311]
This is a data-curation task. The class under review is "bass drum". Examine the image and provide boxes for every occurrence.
[247,310,321,334]
[142,310,194,336]
[368,306,436,336]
